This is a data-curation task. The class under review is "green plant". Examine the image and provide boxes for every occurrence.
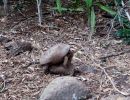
[84,0,95,33]
[56,0,62,13]
[54,0,115,33]
[112,0,130,44]
[54,0,130,42]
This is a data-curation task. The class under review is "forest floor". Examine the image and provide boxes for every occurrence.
[1,3,130,100]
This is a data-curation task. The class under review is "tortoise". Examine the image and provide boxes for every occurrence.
[25,43,74,75]
[26,43,73,69]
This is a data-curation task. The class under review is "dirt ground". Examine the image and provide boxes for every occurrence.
[1,3,130,100]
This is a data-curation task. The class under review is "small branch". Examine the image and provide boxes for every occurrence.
[98,65,130,96]
[10,17,28,29]
[121,1,130,22]
[36,0,42,26]
[99,49,130,59]
[0,80,6,93]
[17,8,27,19]
[3,0,8,16]
[0,75,6,93]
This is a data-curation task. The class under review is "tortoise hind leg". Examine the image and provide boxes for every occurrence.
[49,64,74,75]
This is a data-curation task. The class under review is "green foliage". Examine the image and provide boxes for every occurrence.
[114,0,122,6]
[5,0,130,45]
[113,0,130,44]
[90,7,96,33]
[54,0,84,13]
[56,0,62,13]
[84,0,96,33]
[54,0,130,39]
[53,7,84,12]
[115,16,130,29]
[71,0,80,8]
[84,0,92,8]
[13,1,27,11]
[115,29,130,44]
[115,29,130,37]
[96,3,117,16]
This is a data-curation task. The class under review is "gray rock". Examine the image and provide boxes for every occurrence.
[0,36,11,44]
[39,76,91,100]
[4,41,33,56]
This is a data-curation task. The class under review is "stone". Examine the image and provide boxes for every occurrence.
[0,36,11,44]
[4,41,33,56]
[39,76,91,100]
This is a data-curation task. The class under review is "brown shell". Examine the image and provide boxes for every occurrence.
[40,43,70,65]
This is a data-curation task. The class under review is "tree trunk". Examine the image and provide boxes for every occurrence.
[3,0,8,16]
[36,0,42,26]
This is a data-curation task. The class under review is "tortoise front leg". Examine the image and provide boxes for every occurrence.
[63,50,74,67]
[63,56,68,67]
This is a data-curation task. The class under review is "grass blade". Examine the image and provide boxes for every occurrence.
[96,3,117,15]
[56,0,62,13]
[90,7,96,33]
[84,0,93,8]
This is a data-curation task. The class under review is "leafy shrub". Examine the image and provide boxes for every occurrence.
[55,0,130,44]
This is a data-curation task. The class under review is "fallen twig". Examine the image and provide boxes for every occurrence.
[17,8,28,19]
[99,49,130,59]
[121,1,130,22]
[0,81,6,93]
[97,64,130,96]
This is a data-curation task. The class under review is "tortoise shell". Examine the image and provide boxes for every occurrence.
[40,43,70,65]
